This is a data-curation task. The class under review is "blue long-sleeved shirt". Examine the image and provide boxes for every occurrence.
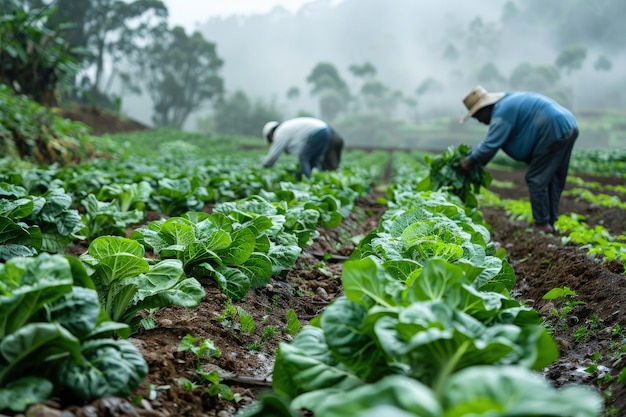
[468,92,578,165]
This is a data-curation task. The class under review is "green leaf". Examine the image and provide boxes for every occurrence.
[0,377,53,412]
[0,322,81,384]
[237,307,255,333]
[56,339,148,400]
[285,309,301,336]
[321,297,386,380]
[0,197,33,219]
[443,365,603,417]
[219,266,251,300]
[216,227,255,265]
[240,252,273,288]
[404,259,465,302]
[0,216,31,247]
[86,236,145,260]
[273,326,363,398]
[292,375,442,417]
[48,287,101,337]
[92,253,149,286]
[342,257,396,308]
[382,259,422,283]
[0,254,74,338]
[182,231,231,267]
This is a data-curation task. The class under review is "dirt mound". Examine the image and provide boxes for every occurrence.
[60,104,151,136]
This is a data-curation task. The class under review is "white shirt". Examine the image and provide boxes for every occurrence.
[262,117,328,167]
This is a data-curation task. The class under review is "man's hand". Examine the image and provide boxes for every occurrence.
[458,157,474,175]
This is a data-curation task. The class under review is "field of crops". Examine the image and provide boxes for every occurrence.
[1,125,625,417]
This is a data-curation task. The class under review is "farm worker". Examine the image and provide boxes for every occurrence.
[261,117,332,179]
[458,85,579,233]
[321,127,345,171]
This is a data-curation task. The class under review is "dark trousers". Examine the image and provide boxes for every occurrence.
[525,127,579,225]
[321,128,344,171]
[299,126,331,178]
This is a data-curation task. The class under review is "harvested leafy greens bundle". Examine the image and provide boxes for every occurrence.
[419,144,492,208]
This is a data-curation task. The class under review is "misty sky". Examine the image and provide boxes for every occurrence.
[122,0,626,141]
[162,0,344,30]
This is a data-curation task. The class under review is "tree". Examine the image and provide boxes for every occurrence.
[83,1,167,100]
[33,0,168,107]
[347,62,376,110]
[555,45,586,110]
[358,79,404,116]
[306,62,350,121]
[0,3,80,105]
[442,43,460,61]
[416,77,444,96]
[319,91,346,122]
[136,26,224,128]
[593,55,612,72]
[360,79,387,113]
[285,86,300,116]
[475,61,506,86]
[199,90,283,137]
[509,62,559,92]
[348,62,376,79]
[286,86,300,100]
[465,17,499,57]
[555,45,587,75]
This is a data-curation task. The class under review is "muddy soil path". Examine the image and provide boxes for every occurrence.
[484,168,626,415]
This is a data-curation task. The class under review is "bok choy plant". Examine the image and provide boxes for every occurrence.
[0,254,147,412]
[132,211,281,300]
[79,194,145,241]
[0,182,84,258]
[79,236,205,332]
[245,180,603,417]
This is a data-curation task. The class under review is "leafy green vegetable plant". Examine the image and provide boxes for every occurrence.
[79,236,205,333]
[254,166,604,417]
[79,194,145,241]
[0,254,147,412]
[132,211,276,300]
[543,286,586,330]
[177,334,240,401]
[0,182,83,258]
[285,309,301,336]
[556,214,626,264]
[418,144,492,208]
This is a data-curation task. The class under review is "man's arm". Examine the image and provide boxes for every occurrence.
[469,118,512,166]
[262,139,286,167]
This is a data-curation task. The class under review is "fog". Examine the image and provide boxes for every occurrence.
[123,0,626,136]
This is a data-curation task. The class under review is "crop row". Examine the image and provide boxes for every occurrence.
[1,144,619,415]
[0,152,384,411]
[484,181,626,264]
[240,148,604,417]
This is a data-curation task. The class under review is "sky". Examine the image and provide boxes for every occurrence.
[162,0,343,31]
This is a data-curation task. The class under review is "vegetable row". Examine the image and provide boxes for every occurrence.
[241,149,603,417]
[0,153,382,411]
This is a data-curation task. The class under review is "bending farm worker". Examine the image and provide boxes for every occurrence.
[458,85,579,233]
[261,117,332,179]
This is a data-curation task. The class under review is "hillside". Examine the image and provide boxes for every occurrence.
[60,104,151,136]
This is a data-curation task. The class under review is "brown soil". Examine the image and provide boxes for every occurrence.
[61,104,151,136]
[31,111,626,416]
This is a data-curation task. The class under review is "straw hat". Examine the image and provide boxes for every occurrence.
[460,85,505,123]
